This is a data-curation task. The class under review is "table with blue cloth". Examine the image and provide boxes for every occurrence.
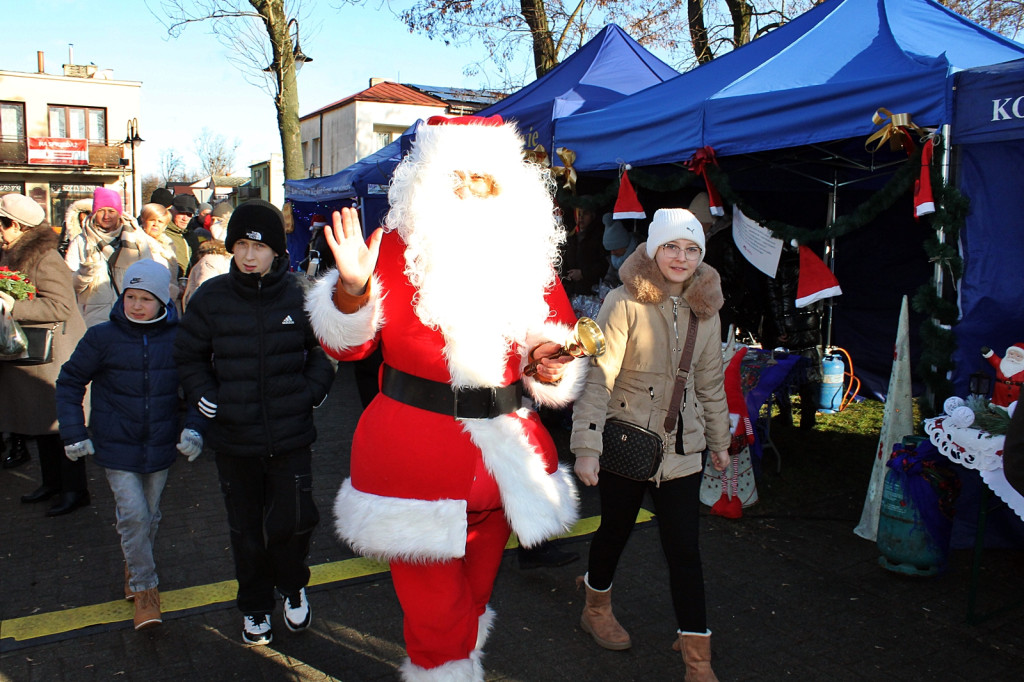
[737,349,807,474]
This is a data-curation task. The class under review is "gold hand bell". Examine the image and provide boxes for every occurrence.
[523,317,606,377]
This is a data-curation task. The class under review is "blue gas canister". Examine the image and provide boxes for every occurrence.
[818,353,844,413]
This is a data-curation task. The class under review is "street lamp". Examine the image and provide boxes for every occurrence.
[123,118,143,214]
[263,18,312,72]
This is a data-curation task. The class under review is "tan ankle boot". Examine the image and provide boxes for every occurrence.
[133,587,162,630]
[673,631,719,682]
[577,574,631,650]
[124,564,134,601]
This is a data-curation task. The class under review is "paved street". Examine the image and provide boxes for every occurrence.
[2,365,1023,681]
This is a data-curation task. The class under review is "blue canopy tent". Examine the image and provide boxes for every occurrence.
[475,24,677,154]
[552,0,1024,397]
[284,23,678,253]
[951,58,1024,396]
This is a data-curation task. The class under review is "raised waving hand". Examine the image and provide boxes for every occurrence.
[325,207,383,296]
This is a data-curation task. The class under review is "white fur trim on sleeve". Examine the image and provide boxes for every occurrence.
[523,355,588,407]
[464,415,579,548]
[521,321,589,407]
[475,605,496,651]
[333,478,467,562]
[304,269,384,351]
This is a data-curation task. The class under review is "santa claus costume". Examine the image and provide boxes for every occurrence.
[305,117,584,680]
[983,343,1024,408]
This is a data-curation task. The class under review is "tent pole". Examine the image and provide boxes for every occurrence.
[935,123,952,297]
[823,170,838,350]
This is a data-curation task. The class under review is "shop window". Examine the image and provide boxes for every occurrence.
[1,102,26,142]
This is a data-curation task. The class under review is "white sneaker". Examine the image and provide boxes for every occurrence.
[283,587,311,632]
[242,613,273,645]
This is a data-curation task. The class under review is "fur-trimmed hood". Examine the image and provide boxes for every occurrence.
[2,225,60,272]
[618,240,724,320]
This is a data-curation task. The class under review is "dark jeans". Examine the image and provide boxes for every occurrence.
[588,470,707,633]
[37,434,88,493]
[215,448,320,615]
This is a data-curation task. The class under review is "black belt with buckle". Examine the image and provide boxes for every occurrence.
[381,364,523,420]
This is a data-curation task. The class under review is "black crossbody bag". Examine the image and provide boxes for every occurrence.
[601,312,699,481]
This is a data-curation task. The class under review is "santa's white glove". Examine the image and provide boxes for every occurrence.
[64,439,95,462]
[177,429,203,462]
[198,397,217,419]
[0,290,15,311]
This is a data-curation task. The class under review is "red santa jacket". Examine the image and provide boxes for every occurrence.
[985,352,1024,408]
[305,230,584,562]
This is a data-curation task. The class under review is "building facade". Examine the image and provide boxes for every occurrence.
[0,54,142,227]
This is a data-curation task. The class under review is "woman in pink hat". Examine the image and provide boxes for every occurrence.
[64,187,166,327]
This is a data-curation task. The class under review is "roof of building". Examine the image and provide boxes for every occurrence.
[405,84,506,115]
[301,81,446,120]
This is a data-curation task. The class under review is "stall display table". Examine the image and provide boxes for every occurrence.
[924,416,1024,521]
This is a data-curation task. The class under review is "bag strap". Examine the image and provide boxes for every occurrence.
[663,311,700,434]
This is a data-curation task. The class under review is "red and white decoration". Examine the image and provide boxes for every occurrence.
[914,137,936,219]
[612,166,645,220]
[795,245,842,308]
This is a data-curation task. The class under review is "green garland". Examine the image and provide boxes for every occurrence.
[555,139,967,410]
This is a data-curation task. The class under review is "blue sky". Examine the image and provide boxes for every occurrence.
[3,0,523,177]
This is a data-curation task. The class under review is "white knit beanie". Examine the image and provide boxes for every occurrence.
[645,208,705,261]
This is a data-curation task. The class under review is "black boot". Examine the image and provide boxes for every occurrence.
[2,435,30,469]
[46,491,91,517]
[22,484,60,503]
[517,541,580,569]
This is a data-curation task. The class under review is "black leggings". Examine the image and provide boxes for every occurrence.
[587,470,707,633]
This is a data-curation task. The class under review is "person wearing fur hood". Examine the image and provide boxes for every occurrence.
[570,208,731,681]
[64,187,165,327]
[306,116,584,681]
[0,193,90,515]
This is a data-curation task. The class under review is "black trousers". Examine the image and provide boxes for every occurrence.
[215,448,320,615]
[587,469,707,633]
[37,434,88,493]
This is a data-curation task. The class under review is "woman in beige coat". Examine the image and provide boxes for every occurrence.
[0,194,90,515]
[571,208,731,681]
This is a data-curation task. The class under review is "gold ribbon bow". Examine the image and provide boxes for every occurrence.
[525,144,550,168]
[552,146,578,194]
[865,108,926,154]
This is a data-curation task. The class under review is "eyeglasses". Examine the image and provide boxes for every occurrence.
[660,243,702,261]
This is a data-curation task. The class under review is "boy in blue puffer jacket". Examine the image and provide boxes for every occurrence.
[56,259,204,631]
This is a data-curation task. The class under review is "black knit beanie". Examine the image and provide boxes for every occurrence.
[225,199,287,256]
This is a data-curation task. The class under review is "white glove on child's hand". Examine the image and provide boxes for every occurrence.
[65,439,95,462]
[198,396,217,419]
[177,429,203,462]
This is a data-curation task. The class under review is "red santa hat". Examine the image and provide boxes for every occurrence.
[613,166,645,220]
[795,245,842,308]
[914,137,935,219]
[685,146,725,217]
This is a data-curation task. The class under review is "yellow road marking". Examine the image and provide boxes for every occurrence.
[0,510,654,644]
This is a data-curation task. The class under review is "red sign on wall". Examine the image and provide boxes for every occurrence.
[27,137,89,166]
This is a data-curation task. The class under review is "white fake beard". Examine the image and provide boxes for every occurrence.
[1000,353,1024,378]
[394,176,563,387]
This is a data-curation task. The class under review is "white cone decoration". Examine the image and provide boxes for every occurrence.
[854,295,914,541]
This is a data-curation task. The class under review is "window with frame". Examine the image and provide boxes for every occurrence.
[1,101,26,142]
[47,105,107,143]
[373,124,405,152]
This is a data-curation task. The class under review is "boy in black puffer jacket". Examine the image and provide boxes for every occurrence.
[173,200,335,647]
[56,259,206,631]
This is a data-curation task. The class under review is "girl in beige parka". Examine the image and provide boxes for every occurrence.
[570,208,731,682]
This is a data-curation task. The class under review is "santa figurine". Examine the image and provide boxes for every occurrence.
[306,115,583,681]
[981,343,1024,407]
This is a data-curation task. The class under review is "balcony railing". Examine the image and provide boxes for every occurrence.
[0,137,127,169]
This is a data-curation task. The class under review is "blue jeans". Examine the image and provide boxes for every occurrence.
[104,467,169,592]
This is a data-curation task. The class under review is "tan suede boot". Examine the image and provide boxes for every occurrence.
[673,631,719,682]
[124,564,134,601]
[576,574,631,650]
[133,587,162,630]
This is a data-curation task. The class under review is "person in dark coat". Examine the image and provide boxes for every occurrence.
[0,193,90,515]
[174,199,335,647]
[56,259,205,631]
[1004,405,1024,497]
[560,207,607,297]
